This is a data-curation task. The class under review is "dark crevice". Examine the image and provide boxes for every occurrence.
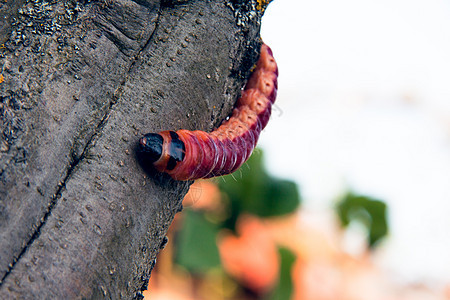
[0,3,164,288]
[160,0,190,7]
[132,0,161,9]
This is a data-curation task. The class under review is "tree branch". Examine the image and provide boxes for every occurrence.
[0,0,267,298]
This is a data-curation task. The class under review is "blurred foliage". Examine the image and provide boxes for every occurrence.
[219,150,301,230]
[269,247,296,300]
[336,192,388,248]
[174,149,301,298]
[149,149,395,300]
[175,210,221,273]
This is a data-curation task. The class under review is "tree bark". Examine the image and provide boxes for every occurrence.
[0,0,266,298]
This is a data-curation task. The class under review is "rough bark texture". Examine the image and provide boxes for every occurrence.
[0,0,267,298]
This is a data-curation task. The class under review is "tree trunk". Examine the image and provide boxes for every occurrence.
[0,0,267,298]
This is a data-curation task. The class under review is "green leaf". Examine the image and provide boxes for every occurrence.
[218,149,301,229]
[336,192,389,248]
[268,247,296,300]
[175,210,221,273]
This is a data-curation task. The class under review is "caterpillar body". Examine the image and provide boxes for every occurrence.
[138,43,278,181]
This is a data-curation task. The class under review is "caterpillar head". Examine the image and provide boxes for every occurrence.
[138,131,186,174]
[139,133,164,164]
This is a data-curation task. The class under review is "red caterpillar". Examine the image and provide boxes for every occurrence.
[138,43,278,180]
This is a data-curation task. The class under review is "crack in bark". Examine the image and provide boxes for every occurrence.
[0,3,164,287]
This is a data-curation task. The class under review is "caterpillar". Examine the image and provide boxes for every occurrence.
[138,43,278,181]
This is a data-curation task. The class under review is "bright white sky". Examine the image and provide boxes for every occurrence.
[259,0,450,285]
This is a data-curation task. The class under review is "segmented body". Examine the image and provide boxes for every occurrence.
[138,43,278,181]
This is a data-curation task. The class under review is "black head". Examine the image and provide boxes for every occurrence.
[138,133,163,163]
